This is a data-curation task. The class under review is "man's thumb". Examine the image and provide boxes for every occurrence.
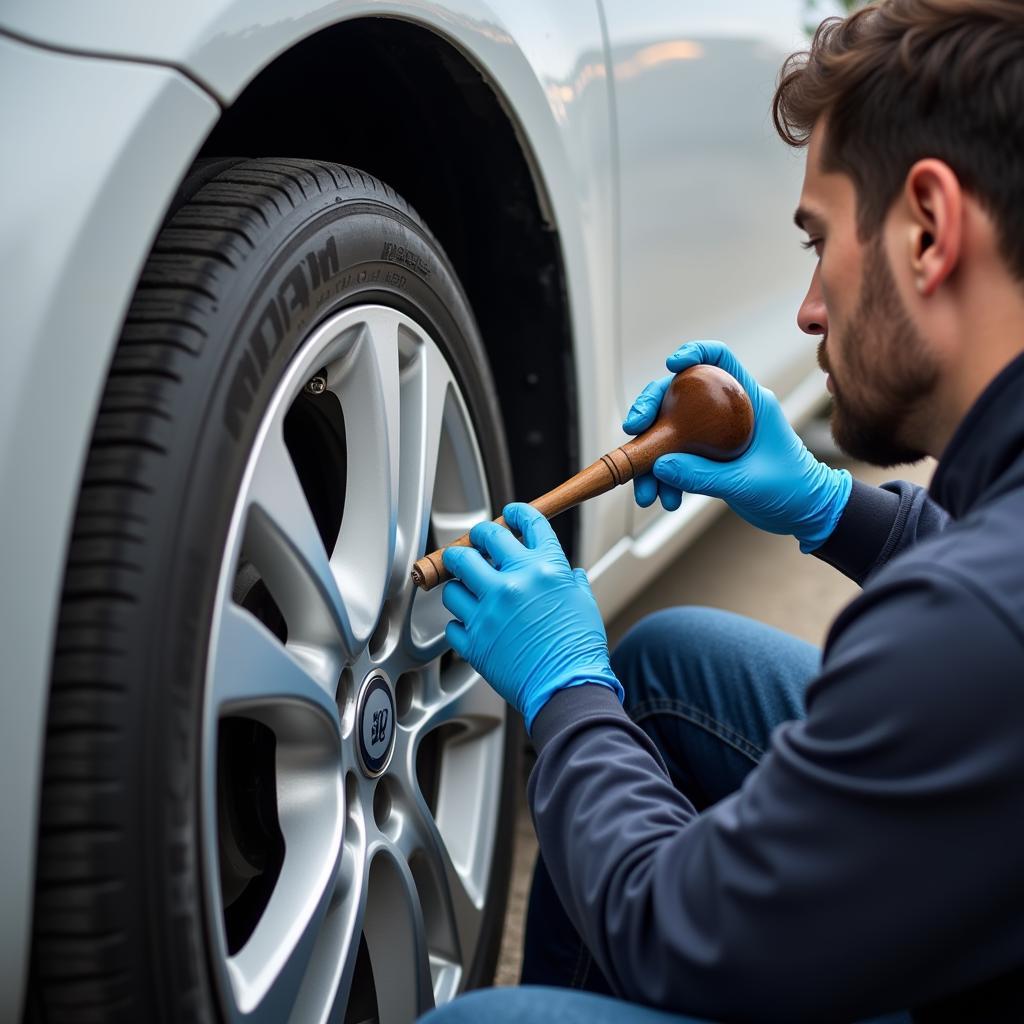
[652,453,726,496]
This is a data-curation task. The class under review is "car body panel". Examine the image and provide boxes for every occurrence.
[0,4,830,1015]
[0,36,219,1019]
[601,0,818,541]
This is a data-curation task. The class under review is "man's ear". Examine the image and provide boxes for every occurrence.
[904,159,963,297]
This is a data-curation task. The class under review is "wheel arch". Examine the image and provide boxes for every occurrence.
[196,16,581,552]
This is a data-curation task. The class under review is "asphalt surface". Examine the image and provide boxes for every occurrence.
[493,453,936,986]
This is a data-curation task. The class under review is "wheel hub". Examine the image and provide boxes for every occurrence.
[356,672,396,777]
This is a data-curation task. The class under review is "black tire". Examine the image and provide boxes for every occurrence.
[29,159,518,1022]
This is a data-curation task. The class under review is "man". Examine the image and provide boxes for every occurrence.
[423,1,1024,1021]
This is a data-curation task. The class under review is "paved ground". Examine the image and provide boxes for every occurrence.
[492,451,935,986]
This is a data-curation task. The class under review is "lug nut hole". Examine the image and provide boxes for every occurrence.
[369,606,393,660]
[373,779,393,832]
[395,672,418,721]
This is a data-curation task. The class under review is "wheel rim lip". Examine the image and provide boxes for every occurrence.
[199,303,506,1023]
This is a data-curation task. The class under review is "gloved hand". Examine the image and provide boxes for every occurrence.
[623,341,852,552]
[441,502,623,731]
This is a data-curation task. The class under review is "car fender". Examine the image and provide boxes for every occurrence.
[0,35,220,1020]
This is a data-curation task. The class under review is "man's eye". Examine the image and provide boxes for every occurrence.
[801,238,822,255]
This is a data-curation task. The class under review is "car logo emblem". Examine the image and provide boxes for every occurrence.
[356,672,396,777]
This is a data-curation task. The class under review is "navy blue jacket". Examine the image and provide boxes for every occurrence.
[529,351,1024,1023]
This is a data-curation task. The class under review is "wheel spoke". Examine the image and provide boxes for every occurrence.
[220,723,344,1024]
[429,509,490,543]
[362,849,435,1024]
[211,603,339,727]
[425,379,490,550]
[407,586,451,662]
[224,829,342,1023]
[421,664,507,739]
[316,882,367,1024]
[406,375,491,656]
[387,667,506,985]
[398,781,485,982]
[392,337,452,591]
[292,798,369,1024]
[421,670,505,916]
[327,311,401,645]
[247,423,357,674]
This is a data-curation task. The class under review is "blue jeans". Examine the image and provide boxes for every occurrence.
[422,607,909,1024]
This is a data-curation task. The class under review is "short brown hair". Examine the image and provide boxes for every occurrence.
[773,0,1024,280]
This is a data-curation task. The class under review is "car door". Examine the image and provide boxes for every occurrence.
[601,0,826,535]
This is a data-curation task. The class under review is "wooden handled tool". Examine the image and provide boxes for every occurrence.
[411,364,754,591]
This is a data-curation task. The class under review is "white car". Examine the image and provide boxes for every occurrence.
[0,2,827,1021]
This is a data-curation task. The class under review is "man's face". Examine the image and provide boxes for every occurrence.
[795,125,938,466]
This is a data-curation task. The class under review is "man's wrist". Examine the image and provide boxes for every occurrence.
[528,681,629,749]
[798,467,853,553]
[524,670,624,733]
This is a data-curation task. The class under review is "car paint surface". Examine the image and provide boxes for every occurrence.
[0,36,220,1016]
[0,3,832,1016]
[600,0,827,542]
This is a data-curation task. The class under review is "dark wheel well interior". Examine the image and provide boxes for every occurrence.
[197,17,579,554]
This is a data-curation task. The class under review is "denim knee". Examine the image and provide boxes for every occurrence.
[611,605,815,740]
[419,986,719,1024]
[612,606,741,713]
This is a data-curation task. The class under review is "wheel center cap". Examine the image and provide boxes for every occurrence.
[356,671,396,777]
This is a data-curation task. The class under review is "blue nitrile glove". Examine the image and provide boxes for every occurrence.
[623,341,852,552]
[441,502,624,731]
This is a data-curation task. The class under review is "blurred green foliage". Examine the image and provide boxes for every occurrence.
[805,0,869,35]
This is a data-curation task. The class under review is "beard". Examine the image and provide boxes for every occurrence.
[821,238,939,467]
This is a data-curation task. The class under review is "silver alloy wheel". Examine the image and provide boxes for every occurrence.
[201,305,508,1023]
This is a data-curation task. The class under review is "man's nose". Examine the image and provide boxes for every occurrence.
[798,266,828,336]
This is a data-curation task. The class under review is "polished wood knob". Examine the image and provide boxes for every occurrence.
[411,364,753,590]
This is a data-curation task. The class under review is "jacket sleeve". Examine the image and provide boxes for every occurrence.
[812,479,949,585]
[528,569,1024,1022]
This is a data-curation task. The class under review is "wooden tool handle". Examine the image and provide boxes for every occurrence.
[410,453,631,590]
[411,364,753,591]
